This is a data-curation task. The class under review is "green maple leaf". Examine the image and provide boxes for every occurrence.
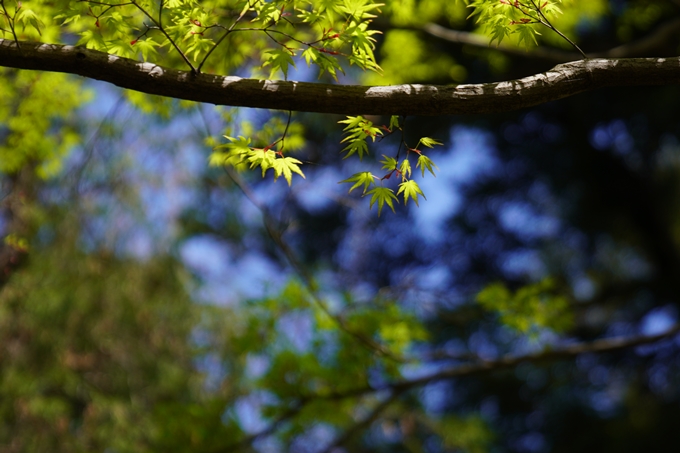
[397,180,425,206]
[263,48,296,79]
[399,159,412,180]
[417,137,443,148]
[132,38,160,60]
[248,149,277,176]
[338,0,383,19]
[272,156,306,186]
[210,135,252,167]
[340,139,369,159]
[340,171,376,194]
[367,186,398,215]
[516,24,539,48]
[380,155,398,171]
[416,155,439,177]
[389,115,400,131]
[339,116,382,160]
[489,22,511,46]
[16,8,45,35]
[338,115,364,129]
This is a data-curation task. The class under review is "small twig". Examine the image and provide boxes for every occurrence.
[269,109,292,152]
[529,0,587,59]
[68,94,126,196]
[197,0,252,72]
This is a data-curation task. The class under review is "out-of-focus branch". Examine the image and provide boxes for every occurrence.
[222,164,406,362]
[246,326,680,450]
[319,390,405,453]
[422,22,581,63]
[221,401,306,453]
[315,324,680,400]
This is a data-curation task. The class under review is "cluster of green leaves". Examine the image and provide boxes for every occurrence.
[211,135,306,185]
[209,114,307,185]
[464,0,564,47]
[48,0,385,78]
[476,277,573,336]
[0,0,44,41]
[339,115,441,215]
[2,0,586,214]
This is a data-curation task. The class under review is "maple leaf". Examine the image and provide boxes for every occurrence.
[340,172,376,194]
[272,156,305,186]
[367,187,398,216]
[397,180,425,206]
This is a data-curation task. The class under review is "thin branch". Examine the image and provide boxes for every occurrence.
[421,16,680,63]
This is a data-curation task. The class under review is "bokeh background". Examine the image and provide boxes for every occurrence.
[1,0,680,452]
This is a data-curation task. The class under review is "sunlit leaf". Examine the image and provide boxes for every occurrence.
[416,155,439,177]
[272,156,306,186]
[397,179,425,206]
[366,186,398,215]
[340,171,376,194]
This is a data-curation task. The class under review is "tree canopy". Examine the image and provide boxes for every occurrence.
[2,0,680,452]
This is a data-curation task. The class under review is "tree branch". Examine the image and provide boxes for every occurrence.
[2,39,680,116]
